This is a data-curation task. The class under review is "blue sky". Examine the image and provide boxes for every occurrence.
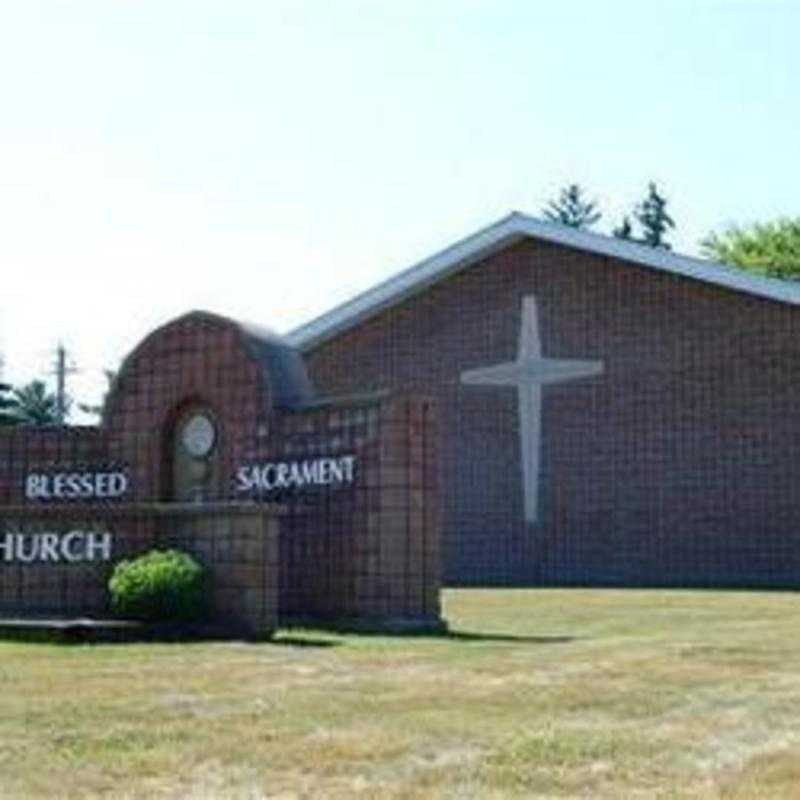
[1,1,798,411]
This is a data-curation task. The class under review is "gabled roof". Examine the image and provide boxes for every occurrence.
[287,211,800,350]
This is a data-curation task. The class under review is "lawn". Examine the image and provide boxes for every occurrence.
[2,589,800,799]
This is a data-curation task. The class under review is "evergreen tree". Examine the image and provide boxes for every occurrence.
[12,380,62,425]
[634,182,675,249]
[543,183,601,229]
[613,216,634,240]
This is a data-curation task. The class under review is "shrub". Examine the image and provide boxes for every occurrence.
[109,549,206,623]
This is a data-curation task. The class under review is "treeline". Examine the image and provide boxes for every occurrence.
[544,182,674,249]
[543,182,800,278]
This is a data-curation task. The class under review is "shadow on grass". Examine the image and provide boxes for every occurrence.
[0,626,576,647]
[0,617,577,647]
[279,621,577,645]
[440,631,576,644]
[269,634,338,648]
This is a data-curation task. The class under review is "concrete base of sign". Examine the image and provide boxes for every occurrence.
[0,615,276,643]
[0,614,447,642]
[0,616,143,643]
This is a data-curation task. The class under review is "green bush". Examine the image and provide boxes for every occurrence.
[109,549,206,623]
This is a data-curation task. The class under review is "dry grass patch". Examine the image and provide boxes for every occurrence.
[719,749,800,799]
[2,589,800,798]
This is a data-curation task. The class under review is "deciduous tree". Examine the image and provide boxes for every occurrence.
[702,217,800,279]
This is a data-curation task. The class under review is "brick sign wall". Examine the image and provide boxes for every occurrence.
[0,311,443,634]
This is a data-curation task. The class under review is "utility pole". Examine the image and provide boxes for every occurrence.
[52,344,78,425]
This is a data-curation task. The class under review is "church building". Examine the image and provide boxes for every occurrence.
[288,212,800,586]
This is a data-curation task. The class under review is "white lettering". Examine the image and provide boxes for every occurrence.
[80,474,94,498]
[235,456,357,495]
[0,533,13,562]
[0,531,115,563]
[61,531,85,562]
[25,475,41,500]
[318,459,331,484]
[23,471,129,502]
[302,461,319,484]
[235,466,252,493]
[40,533,60,562]
[65,474,81,498]
[16,534,39,564]
[94,474,108,498]
[341,455,356,482]
[328,459,344,483]
[287,462,303,487]
[109,473,127,497]
[86,532,112,561]
[262,465,277,490]
[275,464,289,489]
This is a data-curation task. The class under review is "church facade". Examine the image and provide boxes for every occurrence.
[289,213,800,586]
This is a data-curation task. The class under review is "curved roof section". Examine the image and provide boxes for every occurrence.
[231,316,316,409]
[287,211,800,351]
[105,310,314,423]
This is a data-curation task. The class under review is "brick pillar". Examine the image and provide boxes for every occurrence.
[371,395,442,628]
[159,504,279,638]
[277,394,444,632]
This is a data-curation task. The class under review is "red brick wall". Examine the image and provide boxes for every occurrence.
[303,238,800,586]
[104,313,270,502]
[0,506,156,616]
[0,427,110,506]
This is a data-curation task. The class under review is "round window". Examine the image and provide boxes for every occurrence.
[180,413,216,459]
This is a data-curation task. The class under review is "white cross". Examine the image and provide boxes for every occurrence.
[460,295,603,523]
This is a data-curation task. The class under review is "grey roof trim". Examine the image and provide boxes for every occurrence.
[287,211,800,351]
